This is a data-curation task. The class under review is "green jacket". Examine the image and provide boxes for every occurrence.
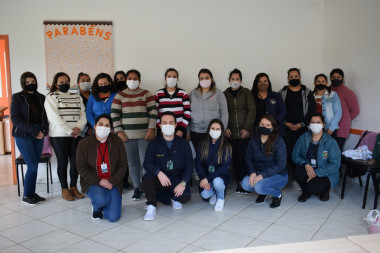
[224,87,256,139]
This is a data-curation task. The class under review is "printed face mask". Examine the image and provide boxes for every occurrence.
[230,81,241,89]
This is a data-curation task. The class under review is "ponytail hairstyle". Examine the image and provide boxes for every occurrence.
[199,118,232,164]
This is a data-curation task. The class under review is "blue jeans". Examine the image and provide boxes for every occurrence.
[200,177,226,200]
[124,138,149,188]
[86,185,122,222]
[15,133,44,197]
[241,174,288,198]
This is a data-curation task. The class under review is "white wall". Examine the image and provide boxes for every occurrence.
[1,0,378,182]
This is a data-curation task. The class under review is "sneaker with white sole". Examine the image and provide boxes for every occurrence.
[91,207,103,220]
[172,200,182,209]
[214,199,225,211]
[209,194,217,205]
[144,205,156,221]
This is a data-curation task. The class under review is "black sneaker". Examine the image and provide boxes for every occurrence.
[235,186,249,194]
[32,193,46,201]
[320,191,330,201]
[123,182,133,190]
[298,192,311,202]
[270,195,283,208]
[92,207,103,220]
[22,195,39,205]
[132,187,142,201]
[256,194,268,203]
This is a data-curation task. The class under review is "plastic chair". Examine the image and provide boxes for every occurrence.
[16,135,53,196]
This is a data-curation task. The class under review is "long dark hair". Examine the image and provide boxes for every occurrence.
[199,119,232,164]
[91,73,117,100]
[197,68,216,94]
[251,73,273,97]
[313,74,331,95]
[49,72,70,93]
[20,72,39,113]
[259,114,279,157]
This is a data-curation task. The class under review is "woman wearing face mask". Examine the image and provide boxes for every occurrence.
[279,68,316,182]
[77,72,92,137]
[11,72,49,205]
[223,68,255,194]
[114,71,127,92]
[77,114,127,222]
[313,74,342,137]
[330,68,360,151]
[188,69,229,152]
[241,114,288,208]
[292,113,340,202]
[195,119,232,211]
[251,73,287,137]
[155,68,191,138]
[45,72,87,201]
[86,73,118,129]
[111,69,158,201]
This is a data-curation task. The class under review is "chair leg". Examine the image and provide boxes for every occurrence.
[341,165,348,199]
[372,173,379,209]
[21,165,25,186]
[46,161,49,193]
[16,164,20,197]
[363,173,372,209]
[49,161,53,184]
[358,175,363,187]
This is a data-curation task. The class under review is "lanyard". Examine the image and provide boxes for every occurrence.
[98,141,108,163]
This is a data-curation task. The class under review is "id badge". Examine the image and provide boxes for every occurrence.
[208,165,215,173]
[167,160,173,171]
[311,159,317,167]
[101,162,108,173]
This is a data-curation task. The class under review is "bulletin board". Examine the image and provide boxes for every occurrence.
[43,20,114,89]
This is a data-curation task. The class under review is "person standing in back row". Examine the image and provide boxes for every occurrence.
[279,68,316,182]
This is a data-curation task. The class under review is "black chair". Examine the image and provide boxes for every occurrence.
[16,153,53,196]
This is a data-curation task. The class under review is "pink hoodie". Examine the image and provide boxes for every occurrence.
[332,84,360,138]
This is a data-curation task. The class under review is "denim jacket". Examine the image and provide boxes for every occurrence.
[317,91,342,132]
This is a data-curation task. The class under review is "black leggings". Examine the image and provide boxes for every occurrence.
[50,137,80,189]
[230,138,250,182]
[190,131,207,153]
[294,165,330,195]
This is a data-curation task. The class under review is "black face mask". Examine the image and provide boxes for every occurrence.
[99,84,111,93]
[316,84,326,91]
[58,83,70,93]
[115,81,127,91]
[289,79,300,87]
[258,126,272,135]
[25,83,37,92]
[331,79,343,87]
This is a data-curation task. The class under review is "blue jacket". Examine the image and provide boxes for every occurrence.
[195,139,231,185]
[317,91,342,132]
[265,91,287,137]
[143,135,194,184]
[292,131,341,189]
[11,91,49,137]
[86,92,117,127]
[245,135,287,178]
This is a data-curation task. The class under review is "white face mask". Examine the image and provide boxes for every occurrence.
[161,124,175,136]
[126,80,140,90]
[79,82,91,91]
[209,129,222,139]
[166,78,177,88]
[200,79,211,89]
[95,126,111,139]
[230,81,241,89]
[309,123,323,134]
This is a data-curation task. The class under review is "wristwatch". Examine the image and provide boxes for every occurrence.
[181,181,187,186]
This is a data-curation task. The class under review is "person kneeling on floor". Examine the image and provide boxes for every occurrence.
[142,111,194,221]
[76,114,128,222]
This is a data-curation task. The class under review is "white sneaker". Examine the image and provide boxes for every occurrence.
[209,194,217,205]
[144,205,156,221]
[214,199,224,211]
[172,200,183,209]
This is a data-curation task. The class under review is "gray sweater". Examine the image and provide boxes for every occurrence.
[188,88,229,133]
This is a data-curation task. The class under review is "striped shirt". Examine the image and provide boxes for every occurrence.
[111,88,157,139]
[155,88,191,133]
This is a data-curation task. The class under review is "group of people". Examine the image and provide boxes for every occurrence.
[11,66,360,222]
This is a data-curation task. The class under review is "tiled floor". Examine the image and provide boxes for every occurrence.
[0,154,375,253]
